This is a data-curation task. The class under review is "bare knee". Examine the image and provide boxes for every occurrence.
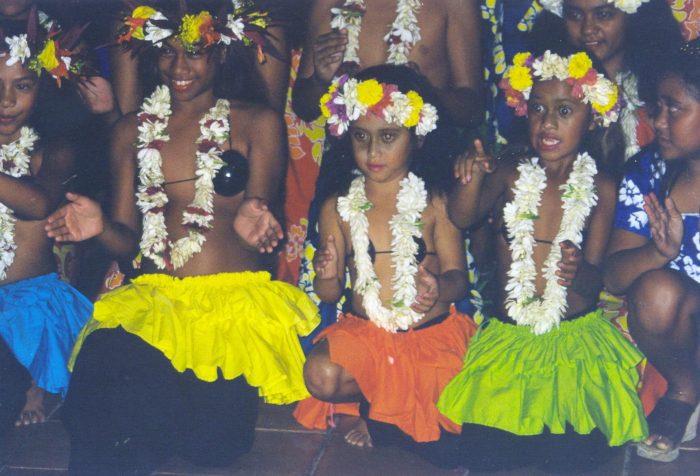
[628,269,687,335]
[303,343,343,401]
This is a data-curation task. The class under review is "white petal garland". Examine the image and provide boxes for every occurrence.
[331,0,422,66]
[337,173,427,332]
[0,127,39,280]
[503,153,598,334]
[136,86,230,270]
[616,71,644,160]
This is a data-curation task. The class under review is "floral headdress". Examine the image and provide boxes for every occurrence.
[320,74,438,137]
[2,9,86,86]
[499,50,620,127]
[117,1,274,61]
[539,0,650,16]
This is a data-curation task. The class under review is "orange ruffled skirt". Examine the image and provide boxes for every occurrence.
[294,308,476,442]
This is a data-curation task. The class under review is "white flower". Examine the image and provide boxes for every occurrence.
[5,35,30,66]
[628,210,648,229]
[223,15,246,43]
[416,104,438,136]
[144,13,172,47]
[619,178,643,206]
[540,0,649,17]
[532,51,569,81]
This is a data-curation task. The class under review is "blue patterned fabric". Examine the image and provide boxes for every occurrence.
[614,147,700,283]
[0,274,92,396]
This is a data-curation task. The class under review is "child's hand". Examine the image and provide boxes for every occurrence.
[77,77,117,115]
[644,193,683,261]
[45,193,104,242]
[313,235,339,280]
[233,198,283,254]
[556,240,582,287]
[454,139,496,185]
[313,29,348,84]
[411,265,439,313]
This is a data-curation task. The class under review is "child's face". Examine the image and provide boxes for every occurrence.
[654,74,700,161]
[563,0,627,69]
[527,79,592,162]
[157,39,218,102]
[0,57,38,142]
[349,113,414,184]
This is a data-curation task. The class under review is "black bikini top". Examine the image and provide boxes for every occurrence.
[498,224,588,246]
[162,149,249,197]
[348,236,435,263]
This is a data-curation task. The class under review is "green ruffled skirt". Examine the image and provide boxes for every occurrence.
[437,309,648,446]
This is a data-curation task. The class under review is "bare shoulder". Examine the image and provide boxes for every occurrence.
[31,138,75,175]
[112,112,139,146]
[594,170,617,204]
[428,193,450,218]
[444,0,478,14]
[230,101,283,134]
[320,194,340,218]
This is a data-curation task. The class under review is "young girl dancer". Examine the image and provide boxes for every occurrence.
[293,64,476,466]
[439,49,647,471]
[604,39,700,462]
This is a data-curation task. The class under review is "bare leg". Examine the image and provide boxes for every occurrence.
[15,382,45,426]
[303,340,371,447]
[628,269,700,451]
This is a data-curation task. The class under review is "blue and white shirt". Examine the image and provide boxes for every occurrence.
[614,148,700,283]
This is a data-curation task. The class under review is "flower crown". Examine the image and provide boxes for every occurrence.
[499,50,620,127]
[117,2,272,59]
[320,74,438,137]
[539,0,650,16]
[2,11,85,86]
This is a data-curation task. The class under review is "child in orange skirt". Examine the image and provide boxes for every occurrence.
[293,64,476,468]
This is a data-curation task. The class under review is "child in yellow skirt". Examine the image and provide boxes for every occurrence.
[44,3,319,473]
[293,64,476,468]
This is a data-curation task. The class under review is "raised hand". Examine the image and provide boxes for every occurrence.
[313,234,339,280]
[77,77,117,115]
[411,265,439,313]
[643,193,683,261]
[233,198,283,253]
[453,139,496,184]
[313,29,348,84]
[556,240,583,287]
[45,193,104,242]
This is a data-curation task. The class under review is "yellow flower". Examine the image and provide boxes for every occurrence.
[179,11,211,45]
[568,52,593,79]
[592,84,619,114]
[132,6,156,19]
[356,79,384,107]
[404,90,424,127]
[513,52,531,67]
[319,93,332,117]
[37,40,59,72]
[507,65,533,92]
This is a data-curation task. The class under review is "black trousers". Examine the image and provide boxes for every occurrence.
[0,337,30,441]
[458,423,621,473]
[63,327,259,475]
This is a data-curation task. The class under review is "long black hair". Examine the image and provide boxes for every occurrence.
[530,0,683,103]
[655,39,700,198]
[313,64,465,207]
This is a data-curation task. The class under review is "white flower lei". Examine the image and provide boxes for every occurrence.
[337,172,427,332]
[616,71,644,160]
[503,153,598,334]
[136,85,229,270]
[0,127,39,280]
[540,0,650,16]
[331,0,422,66]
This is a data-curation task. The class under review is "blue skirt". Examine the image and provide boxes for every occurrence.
[0,273,92,397]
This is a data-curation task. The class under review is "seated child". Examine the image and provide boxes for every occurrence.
[0,17,92,429]
[438,49,648,472]
[293,64,476,467]
[604,39,700,462]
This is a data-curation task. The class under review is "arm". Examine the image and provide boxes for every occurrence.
[0,142,75,220]
[432,197,469,304]
[256,24,291,113]
[313,196,346,302]
[439,0,484,128]
[603,194,682,294]
[291,0,345,121]
[109,42,141,115]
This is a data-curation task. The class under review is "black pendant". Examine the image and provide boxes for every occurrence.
[213,149,249,197]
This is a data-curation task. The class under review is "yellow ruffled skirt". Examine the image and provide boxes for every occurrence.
[70,272,320,404]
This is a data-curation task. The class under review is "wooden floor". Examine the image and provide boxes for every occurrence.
[1,396,699,475]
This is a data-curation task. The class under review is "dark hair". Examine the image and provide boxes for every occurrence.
[313,64,465,207]
[656,39,700,197]
[530,0,683,102]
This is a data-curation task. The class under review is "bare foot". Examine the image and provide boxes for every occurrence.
[344,418,373,448]
[15,383,46,426]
